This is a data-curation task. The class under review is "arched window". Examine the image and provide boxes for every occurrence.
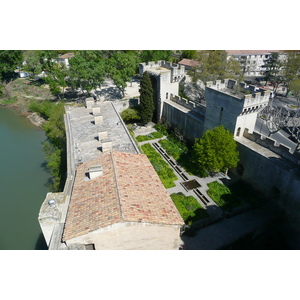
[236,127,241,137]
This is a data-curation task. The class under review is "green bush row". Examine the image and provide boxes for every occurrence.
[141,143,177,188]
[158,138,187,160]
[136,131,164,142]
[170,193,209,225]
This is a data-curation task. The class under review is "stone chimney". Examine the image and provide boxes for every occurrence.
[86,98,94,109]
[101,138,112,152]
[98,130,108,140]
[94,113,103,125]
[88,165,103,179]
[92,105,101,115]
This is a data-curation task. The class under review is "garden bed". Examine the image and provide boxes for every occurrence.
[136,131,164,142]
[171,192,209,225]
[141,143,177,188]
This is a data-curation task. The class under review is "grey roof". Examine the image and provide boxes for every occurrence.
[65,101,139,166]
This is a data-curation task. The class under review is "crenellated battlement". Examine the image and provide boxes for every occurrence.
[244,128,299,157]
[206,78,270,112]
[139,60,185,82]
[169,93,206,115]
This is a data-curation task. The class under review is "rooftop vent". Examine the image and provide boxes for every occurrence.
[98,130,108,140]
[101,138,112,152]
[94,114,103,125]
[88,165,103,179]
[48,199,56,207]
[85,98,94,109]
[92,105,101,115]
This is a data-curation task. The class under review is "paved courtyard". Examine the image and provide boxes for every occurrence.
[133,125,275,250]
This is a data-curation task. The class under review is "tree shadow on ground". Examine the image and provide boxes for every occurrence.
[97,86,122,101]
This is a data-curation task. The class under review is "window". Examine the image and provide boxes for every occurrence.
[85,244,95,250]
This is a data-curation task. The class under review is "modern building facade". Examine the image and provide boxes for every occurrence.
[226,50,286,77]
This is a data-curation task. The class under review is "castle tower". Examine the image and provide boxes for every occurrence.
[204,79,271,138]
[139,61,185,122]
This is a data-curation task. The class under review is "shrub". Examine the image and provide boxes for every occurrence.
[120,107,140,124]
[28,99,66,191]
[171,193,209,225]
[136,131,163,142]
[159,138,187,160]
[207,181,243,211]
[154,123,169,136]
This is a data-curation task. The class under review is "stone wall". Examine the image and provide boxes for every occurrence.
[237,141,300,203]
[162,101,204,141]
[112,98,139,114]
[169,93,206,115]
[204,87,244,133]
[65,222,182,250]
[243,129,300,163]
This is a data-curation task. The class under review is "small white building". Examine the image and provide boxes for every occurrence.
[57,52,74,68]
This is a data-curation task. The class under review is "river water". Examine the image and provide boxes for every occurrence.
[0,107,50,250]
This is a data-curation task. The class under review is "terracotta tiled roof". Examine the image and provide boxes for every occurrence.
[178,58,199,67]
[226,50,281,56]
[58,53,74,59]
[62,151,184,241]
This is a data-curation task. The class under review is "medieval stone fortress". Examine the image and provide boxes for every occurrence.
[38,52,300,250]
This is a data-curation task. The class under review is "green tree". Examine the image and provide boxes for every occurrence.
[45,62,69,100]
[139,71,154,125]
[68,51,106,95]
[0,50,23,81]
[190,50,242,84]
[22,50,43,76]
[107,51,138,97]
[36,50,60,73]
[139,50,173,63]
[193,125,239,175]
[180,50,197,60]
[43,141,63,191]
[263,52,282,90]
[282,51,300,97]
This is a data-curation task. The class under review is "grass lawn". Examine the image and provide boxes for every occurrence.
[141,143,177,188]
[136,131,164,142]
[170,193,209,225]
[207,181,243,211]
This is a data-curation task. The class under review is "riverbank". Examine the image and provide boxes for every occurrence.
[0,102,45,128]
[0,78,54,127]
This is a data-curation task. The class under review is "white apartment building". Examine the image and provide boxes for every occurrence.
[226,50,286,77]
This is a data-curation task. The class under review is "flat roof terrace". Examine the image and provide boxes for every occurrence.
[65,101,139,166]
